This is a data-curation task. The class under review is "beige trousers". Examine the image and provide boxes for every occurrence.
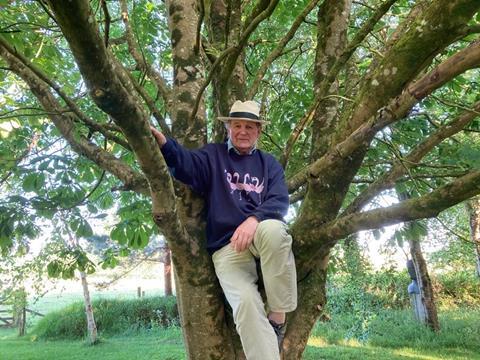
[212,219,297,360]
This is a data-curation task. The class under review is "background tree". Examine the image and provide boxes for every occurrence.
[1,0,480,358]
[467,197,480,277]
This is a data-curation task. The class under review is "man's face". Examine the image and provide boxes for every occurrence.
[227,120,261,155]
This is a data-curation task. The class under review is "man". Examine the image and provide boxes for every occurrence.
[151,100,297,360]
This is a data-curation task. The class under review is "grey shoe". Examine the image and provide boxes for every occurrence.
[269,319,286,349]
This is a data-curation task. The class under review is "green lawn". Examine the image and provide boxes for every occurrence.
[1,308,479,359]
[0,327,185,360]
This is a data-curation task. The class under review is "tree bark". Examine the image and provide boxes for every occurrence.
[2,1,480,358]
[79,270,98,344]
[467,197,480,277]
[164,247,173,296]
[409,235,440,332]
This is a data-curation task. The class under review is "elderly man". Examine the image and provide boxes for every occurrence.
[151,100,297,360]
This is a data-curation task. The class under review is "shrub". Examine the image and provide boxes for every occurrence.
[33,295,179,339]
[434,270,480,309]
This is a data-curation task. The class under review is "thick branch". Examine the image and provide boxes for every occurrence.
[315,0,397,101]
[0,41,149,194]
[221,0,280,82]
[0,36,130,150]
[287,38,480,192]
[246,0,320,99]
[282,0,396,166]
[344,0,480,135]
[301,169,480,268]
[46,0,199,259]
[344,100,480,214]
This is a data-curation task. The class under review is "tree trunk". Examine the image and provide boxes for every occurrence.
[12,288,27,337]
[79,270,98,344]
[283,255,329,359]
[3,1,480,359]
[409,235,440,332]
[467,198,480,277]
[164,246,173,296]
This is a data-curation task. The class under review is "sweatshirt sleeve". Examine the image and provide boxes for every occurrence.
[160,137,210,194]
[252,157,289,222]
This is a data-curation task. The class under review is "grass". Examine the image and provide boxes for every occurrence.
[0,327,185,360]
[304,308,480,360]
[1,293,479,360]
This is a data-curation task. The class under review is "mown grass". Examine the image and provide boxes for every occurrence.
[1,308,479,359]
[0,327,185,360]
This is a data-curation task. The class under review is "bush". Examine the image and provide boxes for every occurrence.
[327,270,411,315]
[325,269,480,343]
[33,295,179,340]
[434,270,480,308]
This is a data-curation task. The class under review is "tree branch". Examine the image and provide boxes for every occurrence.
[344,1,480,137]
[46,0,200,260]
[119,0,172,106]
[188,45,237,122]
[287,38,480,193]
[246,0,321,99]
[281,0,397,168]
[301,169,480,268]
[221,0,280,82]
[343,100,480,214]
[0,41,150,195]
[0,35,130,150]
[319,0,397,96]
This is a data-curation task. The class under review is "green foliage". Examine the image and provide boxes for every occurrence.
[33,296,179,340]
[109,198,156,249]
[434,270,480,309]
[46,248,95,279]
[326,268,480,342]
[327,270,411,341]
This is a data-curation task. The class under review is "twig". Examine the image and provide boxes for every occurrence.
[101,0,111,47]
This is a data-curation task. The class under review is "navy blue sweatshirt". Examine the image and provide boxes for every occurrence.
[161,138,289,254]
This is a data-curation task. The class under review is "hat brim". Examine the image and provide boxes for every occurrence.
[218,116,269,125]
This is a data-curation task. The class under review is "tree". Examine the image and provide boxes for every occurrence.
[1,0,480,358]
[467,197,480,277]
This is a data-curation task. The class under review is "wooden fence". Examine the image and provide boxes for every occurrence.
[0,301,44,335]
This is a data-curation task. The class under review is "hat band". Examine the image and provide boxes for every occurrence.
[229,111,259,120]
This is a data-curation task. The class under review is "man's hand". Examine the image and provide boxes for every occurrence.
[150,126,167,147]
[230,216,259,252]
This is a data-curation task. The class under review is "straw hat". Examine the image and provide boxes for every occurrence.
[218,100,269,125]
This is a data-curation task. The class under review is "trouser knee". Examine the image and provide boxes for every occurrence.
[255,219,291,252]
